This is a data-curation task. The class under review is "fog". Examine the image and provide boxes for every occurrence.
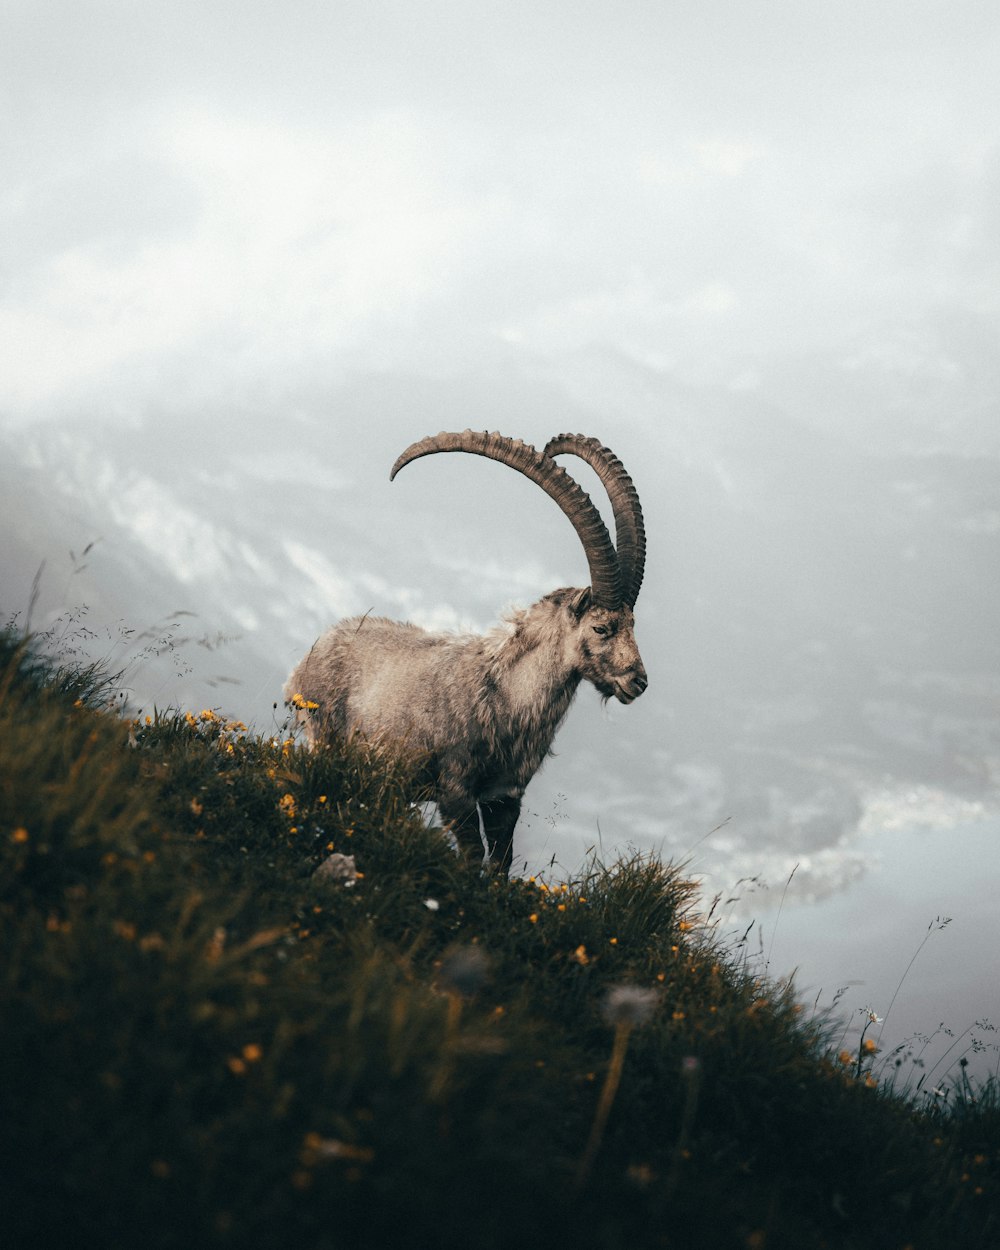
[4,1,999,418]
[2,1,999,1076]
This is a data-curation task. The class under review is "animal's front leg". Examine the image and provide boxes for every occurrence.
[438,799,488,865]
[479,796,521,877]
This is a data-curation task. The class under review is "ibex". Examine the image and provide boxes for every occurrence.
[285,430,647,875]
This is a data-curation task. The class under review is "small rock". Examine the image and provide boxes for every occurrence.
[313,852,359,886]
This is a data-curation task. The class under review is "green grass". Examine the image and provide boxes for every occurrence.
[1,623,998,1249]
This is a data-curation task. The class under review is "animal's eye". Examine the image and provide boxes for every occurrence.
[592,625,611,638]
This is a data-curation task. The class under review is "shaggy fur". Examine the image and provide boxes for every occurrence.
[286,587,647,874]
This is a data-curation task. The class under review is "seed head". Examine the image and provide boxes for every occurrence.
[601,984,660,1028]
[438,946,491,998]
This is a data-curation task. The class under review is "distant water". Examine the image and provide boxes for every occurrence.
[722,818,1000,1092]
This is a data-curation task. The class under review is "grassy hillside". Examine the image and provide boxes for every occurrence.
[1,625,998,1249]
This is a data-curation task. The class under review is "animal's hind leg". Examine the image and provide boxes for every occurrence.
[479,796,520,877]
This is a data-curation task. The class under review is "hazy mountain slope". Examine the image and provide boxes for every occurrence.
[2,361,997,896]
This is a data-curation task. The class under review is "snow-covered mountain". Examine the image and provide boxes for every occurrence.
[3,357,998,895]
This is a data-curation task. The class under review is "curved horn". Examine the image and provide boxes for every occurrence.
[543,434,645,606]
[391,430,623,608]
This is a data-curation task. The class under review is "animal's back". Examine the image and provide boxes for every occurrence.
[285,615,482,750]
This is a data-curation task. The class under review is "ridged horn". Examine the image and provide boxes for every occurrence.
[543,434,645,606]
[390,430,623,608]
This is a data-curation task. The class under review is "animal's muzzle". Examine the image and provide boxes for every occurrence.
[616,668,648,703]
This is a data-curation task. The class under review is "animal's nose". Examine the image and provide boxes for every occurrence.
[631,668,648,696]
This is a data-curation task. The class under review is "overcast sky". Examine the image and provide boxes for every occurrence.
[2,0,998,424]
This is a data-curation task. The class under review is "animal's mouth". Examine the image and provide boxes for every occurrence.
[613,673,648,704]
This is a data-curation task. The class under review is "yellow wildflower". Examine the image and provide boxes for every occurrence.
[11,827,29,844]
[290,693,320,711]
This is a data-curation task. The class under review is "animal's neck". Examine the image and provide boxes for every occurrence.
[480,613,581,782]
[500,639,579,722]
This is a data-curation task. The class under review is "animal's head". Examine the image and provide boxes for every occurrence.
[561,589,647,704]
[390,429,648,704]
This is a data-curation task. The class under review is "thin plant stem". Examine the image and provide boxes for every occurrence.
[877,916,950,1049]
[576,1021,632,1189]
[917,1022,975,1095]
[429,992,463,1101]
[765,861,798,974]
[665,1057,702,1199]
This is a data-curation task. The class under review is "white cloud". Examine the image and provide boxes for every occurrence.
[495,275,739,362]
[635,137,764,189]
[692,138,763,178]
[0,2,997,423]
[0,106,505,416]
[109,477,234,585]
[283,540,361,621]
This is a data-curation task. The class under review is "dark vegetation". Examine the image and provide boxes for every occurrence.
[1,624,998,1249]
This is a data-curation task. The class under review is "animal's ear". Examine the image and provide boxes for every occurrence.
[568,587,592,618]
